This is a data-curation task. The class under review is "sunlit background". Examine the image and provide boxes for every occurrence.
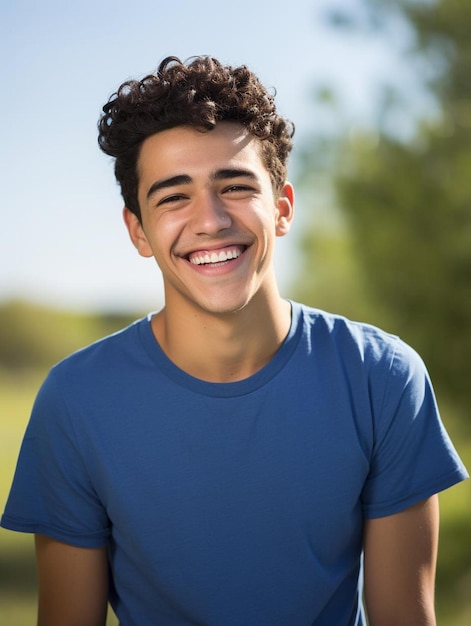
[1,1,470,624]
[1,0,410,313]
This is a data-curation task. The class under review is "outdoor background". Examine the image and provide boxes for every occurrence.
[1,0,470,624]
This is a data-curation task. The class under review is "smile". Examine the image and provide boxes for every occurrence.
[188,245,246,266]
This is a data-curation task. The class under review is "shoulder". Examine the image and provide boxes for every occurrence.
[34,315,151,412]
[293,302,431,407]
[295,301,412,366]
[25,315,153,447]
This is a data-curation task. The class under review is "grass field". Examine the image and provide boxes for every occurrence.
[1,371,469,625]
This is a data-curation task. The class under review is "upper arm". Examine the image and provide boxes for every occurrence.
[363,495,439,626]
[35,534,109,626]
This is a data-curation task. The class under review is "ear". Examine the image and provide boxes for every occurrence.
[123,207,154,258]
[275,182,295,237]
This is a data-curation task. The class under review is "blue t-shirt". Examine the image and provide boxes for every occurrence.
[1,302,467,625]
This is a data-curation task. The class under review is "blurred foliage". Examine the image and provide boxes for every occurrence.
[0,299,139,373]
[293,0,471,410]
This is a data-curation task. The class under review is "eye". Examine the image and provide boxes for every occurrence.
[157,193,188,206]
[223,184,255,194]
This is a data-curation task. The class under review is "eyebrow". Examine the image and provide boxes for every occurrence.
[146,175,192,201]
[145,168,258,201]
[211,168,257,182]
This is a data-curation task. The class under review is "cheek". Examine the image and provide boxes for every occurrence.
[148,216,185,259]
[253,205,279,236]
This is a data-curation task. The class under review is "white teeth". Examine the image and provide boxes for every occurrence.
[190,248,242,265]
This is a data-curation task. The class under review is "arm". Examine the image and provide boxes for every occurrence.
[363,495,439,626]
[35,534,109,626]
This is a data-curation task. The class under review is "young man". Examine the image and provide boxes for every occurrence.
[1,56,468,625]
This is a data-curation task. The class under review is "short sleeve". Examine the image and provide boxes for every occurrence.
[1,369,110,547]
[362,339,468,518]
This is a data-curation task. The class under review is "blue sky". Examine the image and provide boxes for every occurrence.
[1,0,403,312]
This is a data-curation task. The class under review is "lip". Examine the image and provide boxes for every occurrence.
[180,241,246,253]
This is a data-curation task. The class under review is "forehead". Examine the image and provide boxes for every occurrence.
[137,122,266,181]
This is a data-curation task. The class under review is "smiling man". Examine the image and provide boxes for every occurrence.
[1,56,468,626]
[125,122,293,381]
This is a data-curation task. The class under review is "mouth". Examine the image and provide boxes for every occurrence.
[186,245,247,267]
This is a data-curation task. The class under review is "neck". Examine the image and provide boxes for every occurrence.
[151,292,291,383]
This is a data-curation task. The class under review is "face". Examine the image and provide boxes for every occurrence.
[124,122,294,316]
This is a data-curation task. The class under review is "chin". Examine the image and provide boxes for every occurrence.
[196,294,254,316]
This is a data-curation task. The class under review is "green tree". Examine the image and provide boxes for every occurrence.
[294,0,471,409]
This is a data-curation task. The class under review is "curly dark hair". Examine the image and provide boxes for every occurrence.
[98,56,295,220]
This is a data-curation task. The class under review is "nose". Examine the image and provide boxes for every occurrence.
[190,192,232,235]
